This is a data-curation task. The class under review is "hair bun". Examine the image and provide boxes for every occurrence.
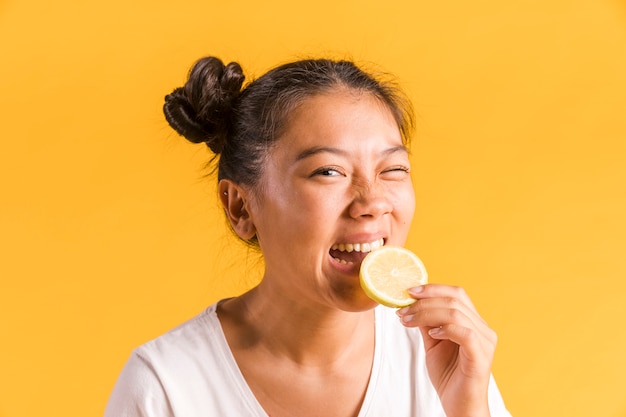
[163,57,245,154]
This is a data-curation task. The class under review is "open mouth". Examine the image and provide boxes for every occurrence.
[329,238,385,265]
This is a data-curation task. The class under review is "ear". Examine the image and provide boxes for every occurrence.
[218,179,257,240]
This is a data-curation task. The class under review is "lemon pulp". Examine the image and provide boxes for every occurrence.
[359,246,428,308]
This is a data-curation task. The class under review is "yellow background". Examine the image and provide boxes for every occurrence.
[1,0,625,416]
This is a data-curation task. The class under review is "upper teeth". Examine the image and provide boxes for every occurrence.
[331,238,384,253]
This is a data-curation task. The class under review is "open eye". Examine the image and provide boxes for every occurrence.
[311,166,344,177]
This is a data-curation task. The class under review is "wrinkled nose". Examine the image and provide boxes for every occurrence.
[348,182,393,219]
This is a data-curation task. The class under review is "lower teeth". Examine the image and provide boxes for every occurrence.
[333,257,354,265]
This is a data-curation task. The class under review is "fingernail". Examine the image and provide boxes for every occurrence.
[408,286,424,295]
[401,314,414,323]
[397,307,409,316]
[428,327,442,336]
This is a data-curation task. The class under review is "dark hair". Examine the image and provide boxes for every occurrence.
[163,56,414,187]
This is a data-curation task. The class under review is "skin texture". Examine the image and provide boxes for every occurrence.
[217,90,495,417]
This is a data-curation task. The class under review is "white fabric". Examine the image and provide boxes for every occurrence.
[105,303,511,417]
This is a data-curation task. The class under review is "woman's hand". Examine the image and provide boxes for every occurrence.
[396,284,497,417]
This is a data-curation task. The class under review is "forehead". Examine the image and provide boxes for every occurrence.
[274,91,403,152]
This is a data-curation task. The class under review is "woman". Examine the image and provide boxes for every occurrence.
[106,56,511,417]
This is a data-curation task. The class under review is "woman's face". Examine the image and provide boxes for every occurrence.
[246,90,415,312]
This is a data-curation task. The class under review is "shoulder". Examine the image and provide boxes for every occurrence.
[105,303,235,416]
[136,304,221,364]
[125,302,238,392]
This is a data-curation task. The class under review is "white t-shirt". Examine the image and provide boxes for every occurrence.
[105,303,511,416]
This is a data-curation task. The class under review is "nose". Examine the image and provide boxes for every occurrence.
[348,181,393,219]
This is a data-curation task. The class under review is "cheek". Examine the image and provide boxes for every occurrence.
[291,180,345,210]
[388,177,415,202]
[257,181,333,235]
[395,185,416,222]
[406,188,416,216]
[293,191,341,229]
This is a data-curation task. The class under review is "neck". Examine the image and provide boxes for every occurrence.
[220,284,375,368]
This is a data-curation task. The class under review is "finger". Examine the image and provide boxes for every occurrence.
[398,293,482,331]
[398,297,497,346]
[406,284,487,326]
[426,323,496,370]
[408,284,479,313]
[399,305,474,329]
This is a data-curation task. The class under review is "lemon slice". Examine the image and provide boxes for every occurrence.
[359,246,428,308]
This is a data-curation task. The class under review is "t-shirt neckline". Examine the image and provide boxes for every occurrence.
[205,301,384,417]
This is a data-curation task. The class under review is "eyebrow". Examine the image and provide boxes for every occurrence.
[295,146,349,161]
[294,145,408,162]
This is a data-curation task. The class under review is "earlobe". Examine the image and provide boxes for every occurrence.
[218,180,257,240]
